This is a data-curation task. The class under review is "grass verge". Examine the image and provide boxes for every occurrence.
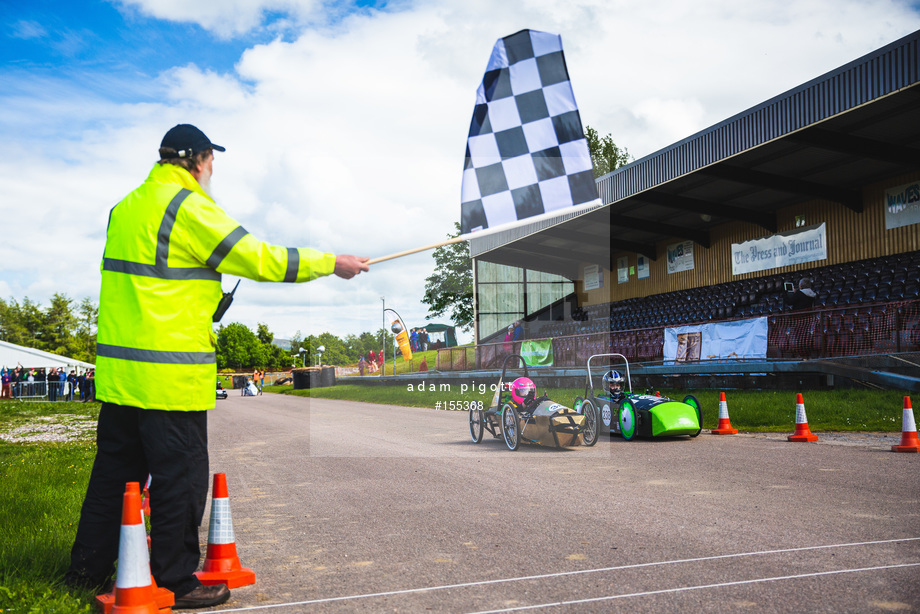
[0,401,100,613]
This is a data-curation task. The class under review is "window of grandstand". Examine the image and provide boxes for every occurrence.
[476,261,573,341]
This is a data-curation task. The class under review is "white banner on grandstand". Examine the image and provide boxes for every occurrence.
[666,241,694,274]
[884,180,920,230]
[583,264,601,291]
[637,255,650,279]
[616,256,629,283]
[731,223,827,275]
[663,317,768,363]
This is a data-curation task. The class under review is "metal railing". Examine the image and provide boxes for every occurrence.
[9,380,94,402]
[426,299,920,372]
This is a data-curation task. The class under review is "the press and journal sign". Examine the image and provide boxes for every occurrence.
[731,223,827,275]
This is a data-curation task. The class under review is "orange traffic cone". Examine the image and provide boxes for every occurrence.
[711,392,738,435]
[195,473,255,588]
[788,393,818,442]
[108,483,164,614]
[892,396,920,453]
[97,483,174,614]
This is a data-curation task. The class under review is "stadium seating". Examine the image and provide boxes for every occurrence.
[530,250,919,362]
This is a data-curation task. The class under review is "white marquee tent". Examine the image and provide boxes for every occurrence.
[0,339,94,372]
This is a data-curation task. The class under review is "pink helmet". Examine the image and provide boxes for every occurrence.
[510,377,536,405]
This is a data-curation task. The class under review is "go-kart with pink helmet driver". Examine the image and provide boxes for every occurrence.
[468,354,599,451]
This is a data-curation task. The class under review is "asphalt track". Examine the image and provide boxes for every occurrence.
[197,393,920,613]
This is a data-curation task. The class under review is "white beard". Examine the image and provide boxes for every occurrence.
[198,167,212,194]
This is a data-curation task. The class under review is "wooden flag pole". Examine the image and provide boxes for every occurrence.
[367,236,465,265]
[366,201,606,265]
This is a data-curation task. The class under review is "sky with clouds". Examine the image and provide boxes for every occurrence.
[1,0,919,346]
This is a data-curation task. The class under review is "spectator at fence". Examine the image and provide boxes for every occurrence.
[512,320,524,341]
[788,278,817,311]
[1,367,10,399]
[12,366,22,398]
[48,368,58,402]
[30,369,40,397]
[410,328,418,352]
[59,368,67,399]
[367,349,378,373]
[83,369,95,402]
[68,370,77,401]
[358,355,366,376]
[503,325,514,355]
[419,328,429,352]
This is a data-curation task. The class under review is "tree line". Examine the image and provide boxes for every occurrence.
[0,294,393,371]
[215,322,394,371]
[0,295,98,364]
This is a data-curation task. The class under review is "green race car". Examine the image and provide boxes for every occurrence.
[574,353,702,440]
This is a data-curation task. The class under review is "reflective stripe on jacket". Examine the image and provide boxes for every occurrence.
[96,163,335,411]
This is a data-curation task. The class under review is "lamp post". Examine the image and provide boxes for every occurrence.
[316,345,325,367]
[380,297,385,376]
[298,347,307,368]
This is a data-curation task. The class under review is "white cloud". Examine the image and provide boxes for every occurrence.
[115,0,326,38]
[1,0,918,345]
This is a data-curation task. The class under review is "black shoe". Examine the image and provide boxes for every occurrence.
[173,584,230,608]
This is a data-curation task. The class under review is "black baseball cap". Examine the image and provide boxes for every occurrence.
[160,124,225,158]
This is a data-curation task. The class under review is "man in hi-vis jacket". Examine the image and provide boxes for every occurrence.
[65,124,369,608]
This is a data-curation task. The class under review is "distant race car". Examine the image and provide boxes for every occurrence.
[469,354,599,450]
[573,353,701,440]
[217,379,228,400]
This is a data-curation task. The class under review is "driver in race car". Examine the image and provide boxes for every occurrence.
[510,376,537,409]
[603,370,626,402]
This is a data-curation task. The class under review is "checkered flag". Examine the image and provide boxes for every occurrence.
[460,29,600,235]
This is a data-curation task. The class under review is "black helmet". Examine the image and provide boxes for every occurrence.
[603,370,625,393]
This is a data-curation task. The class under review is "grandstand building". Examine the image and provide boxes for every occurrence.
[469,29,920,389]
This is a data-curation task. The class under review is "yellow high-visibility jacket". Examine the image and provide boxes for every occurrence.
[96,163,335,411]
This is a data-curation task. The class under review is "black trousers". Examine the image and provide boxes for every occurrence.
[65,403,209,597]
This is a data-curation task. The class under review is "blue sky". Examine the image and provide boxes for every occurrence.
[2,1,389,82]
[1,1,918,343]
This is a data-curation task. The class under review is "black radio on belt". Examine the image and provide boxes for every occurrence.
[212,279,240,323]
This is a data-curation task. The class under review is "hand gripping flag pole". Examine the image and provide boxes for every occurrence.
[369,29,602,266]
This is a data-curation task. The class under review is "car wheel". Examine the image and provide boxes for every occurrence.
[683,395,703,437]
[619,401,638,440]
[580,399,599,446]
[469,406,484,443]
[501,403,520,451]
[573,396,584,412]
